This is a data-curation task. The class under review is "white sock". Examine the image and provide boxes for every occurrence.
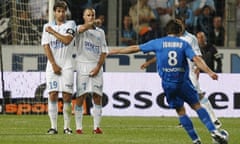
[92,104,102,130]
[63,102,71,129]
[48,99,58,130]
[200,97,218,122]
[75,105,83,130]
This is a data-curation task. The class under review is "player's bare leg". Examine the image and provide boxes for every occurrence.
[92,93,103,134]
[62,92,72,134]
[47,91,58,134]
[75,93,87,134]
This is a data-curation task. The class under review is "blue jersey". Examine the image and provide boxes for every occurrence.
[140,36,199,108]
[140,36,196,83]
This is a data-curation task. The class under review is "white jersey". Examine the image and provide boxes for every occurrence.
[180,31,202,93]
[41,20,76,70]
[180,31,202,70]
[75,26,108,63]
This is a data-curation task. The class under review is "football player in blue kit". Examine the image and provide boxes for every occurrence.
[109,19,228,144]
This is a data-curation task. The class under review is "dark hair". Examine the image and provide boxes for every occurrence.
[165,19,184,35]
[53,1,67,11]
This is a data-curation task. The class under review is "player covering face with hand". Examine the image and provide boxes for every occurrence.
[109,19,228,144]
[74,7,108,134]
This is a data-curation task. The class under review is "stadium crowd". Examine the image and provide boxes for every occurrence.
[0,0,229,47]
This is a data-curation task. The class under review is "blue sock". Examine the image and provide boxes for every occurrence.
[179,115,199,141]
[196,107,216,132]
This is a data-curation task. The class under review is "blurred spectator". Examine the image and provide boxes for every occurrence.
[28,0,48,21]
[0,0,11,44]
[28,0,48,35]
[71,0,107,24]
[147,0,161,20]
[236,0,240,47]
[209,16,225,46]
[189,0,215,33]
[139,19,162,44]
[148,0,174,34]
[95,14,107,34]
[175,0,194,33]
[196,5,214,40]
[120,15,137,46]
[17,10,40,45]
[129,0,156,36]
[122,0,137,17]
[197,31,222,73]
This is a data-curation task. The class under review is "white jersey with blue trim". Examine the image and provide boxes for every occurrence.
[41,20,76,60]
[180,31,202,71]
[180,31,202,93]
[75,26,108,63]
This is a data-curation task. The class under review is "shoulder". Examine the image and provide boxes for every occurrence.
[182,31,197,42]
[43,22,53,30]
[66,20,76,26]
[66,20,76,24]
[43,21,53,27]
[96,27,105,33]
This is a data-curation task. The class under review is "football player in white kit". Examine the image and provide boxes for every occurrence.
[74,7,108,134]
[140,19,222,130]
[41,1,76,134]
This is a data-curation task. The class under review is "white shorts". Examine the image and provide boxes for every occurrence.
[76,62,103,97]
[46,68,74,94]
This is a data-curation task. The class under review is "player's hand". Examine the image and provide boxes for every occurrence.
[89,66,100,77]
[45,26,55,35]
[140,62,149,70]
[52,63,62,75]
[94,19,102,26]
[208,72,218,80]
[194,67,200,79]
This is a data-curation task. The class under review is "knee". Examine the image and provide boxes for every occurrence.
[49,91,58,101]
[176,107,186,116]
[62,92,72,103]
[93,94,102,105]
[191,102,201,110]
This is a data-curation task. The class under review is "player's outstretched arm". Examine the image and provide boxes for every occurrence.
[109,45,140,55]
[78,20,100,33]
[140,57,156,69]
[193,56,218,80]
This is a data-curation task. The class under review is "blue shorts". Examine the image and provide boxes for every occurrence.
[162,79,199,109]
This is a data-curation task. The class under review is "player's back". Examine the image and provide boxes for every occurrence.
[156,36,195,83]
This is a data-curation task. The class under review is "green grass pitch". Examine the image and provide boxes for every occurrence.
[0,115,238,144]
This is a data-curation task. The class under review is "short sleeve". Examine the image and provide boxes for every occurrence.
[41,24,50,45]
